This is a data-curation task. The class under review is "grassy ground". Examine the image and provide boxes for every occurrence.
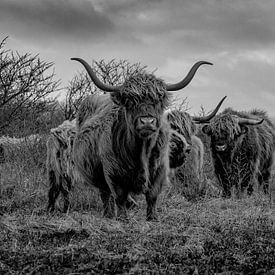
[1,141,275,274]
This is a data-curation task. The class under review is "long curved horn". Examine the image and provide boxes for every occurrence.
[192,96,227,124]
[71,58,122,92]
[237,117,264,126]
[165,61,213,91]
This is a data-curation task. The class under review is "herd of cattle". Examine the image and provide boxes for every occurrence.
[45,58,275,221]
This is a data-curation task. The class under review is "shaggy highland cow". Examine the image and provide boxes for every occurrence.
[166,97,226,198]
[202,108,275,197]
[47,119,79,212]
[72,57,212,220]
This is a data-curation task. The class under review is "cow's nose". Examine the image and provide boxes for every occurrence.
[139,117,156,126]
[185,146,191,154]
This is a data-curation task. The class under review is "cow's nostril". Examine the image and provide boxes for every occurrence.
[140,117,146,124]
[140,117,156,125]
[170,143,176,149]
[186,148,191,154]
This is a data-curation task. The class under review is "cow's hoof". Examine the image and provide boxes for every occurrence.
[116,213,129,222]
[146,215,158,222]
[103,212,114,219]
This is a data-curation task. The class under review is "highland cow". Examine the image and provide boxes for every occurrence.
[202,108,275,197]
[166,97,226,197]
[72,57,212,220]
[47,119,78,212]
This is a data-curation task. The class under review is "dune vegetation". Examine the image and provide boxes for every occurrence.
[0,134,275,275]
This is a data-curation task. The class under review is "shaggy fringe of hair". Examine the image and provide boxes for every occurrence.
[210,113,241,140]
[112,73,171,109]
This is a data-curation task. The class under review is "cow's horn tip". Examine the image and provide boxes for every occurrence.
[203,61,213,66]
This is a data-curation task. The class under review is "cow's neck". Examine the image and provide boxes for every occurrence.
[112,110,154,172]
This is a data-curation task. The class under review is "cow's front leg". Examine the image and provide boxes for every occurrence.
[145,192,158,221]
[99,189,115,219]
[145,164,167,221]
[114,186,128,221]
[104,168,129,221]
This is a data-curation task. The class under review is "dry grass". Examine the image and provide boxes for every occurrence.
[1,140,275,274]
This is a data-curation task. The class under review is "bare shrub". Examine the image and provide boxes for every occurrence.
[0,37,60,134]
[1,134,48,170]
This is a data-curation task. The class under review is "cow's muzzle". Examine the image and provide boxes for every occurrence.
[215,144,227,152]
[136,117,157,137]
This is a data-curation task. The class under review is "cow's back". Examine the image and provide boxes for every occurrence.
[77,94,111,129]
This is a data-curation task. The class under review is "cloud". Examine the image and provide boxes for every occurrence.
[97,0,275,53]
[0,0,114,42]
[1,0,275,117]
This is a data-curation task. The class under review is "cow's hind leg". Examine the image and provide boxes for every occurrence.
[47,170,60,212]
[126,194,138,210]
[145,193,158,221]
[114,187,128,221]
[99,189,115,219]
[260,169,271,194]
[260,155,273,194]
[60,175,72,213]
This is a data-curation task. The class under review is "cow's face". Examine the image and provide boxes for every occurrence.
[130,102,163,138]
[169,130,191,168]
[112,74,170,139]
[202,115,248,154]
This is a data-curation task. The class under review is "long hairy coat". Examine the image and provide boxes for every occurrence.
[202,108,275,197]
[47,119,79,212]
[73,74,171,221]
[189,135,204,180]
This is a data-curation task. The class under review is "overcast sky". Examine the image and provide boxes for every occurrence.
[1,0,275,116]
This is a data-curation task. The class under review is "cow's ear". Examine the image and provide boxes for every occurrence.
[111,93,128,107]
[111,93,121,105]
[202,125,211,135]
[240,125,248,135]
